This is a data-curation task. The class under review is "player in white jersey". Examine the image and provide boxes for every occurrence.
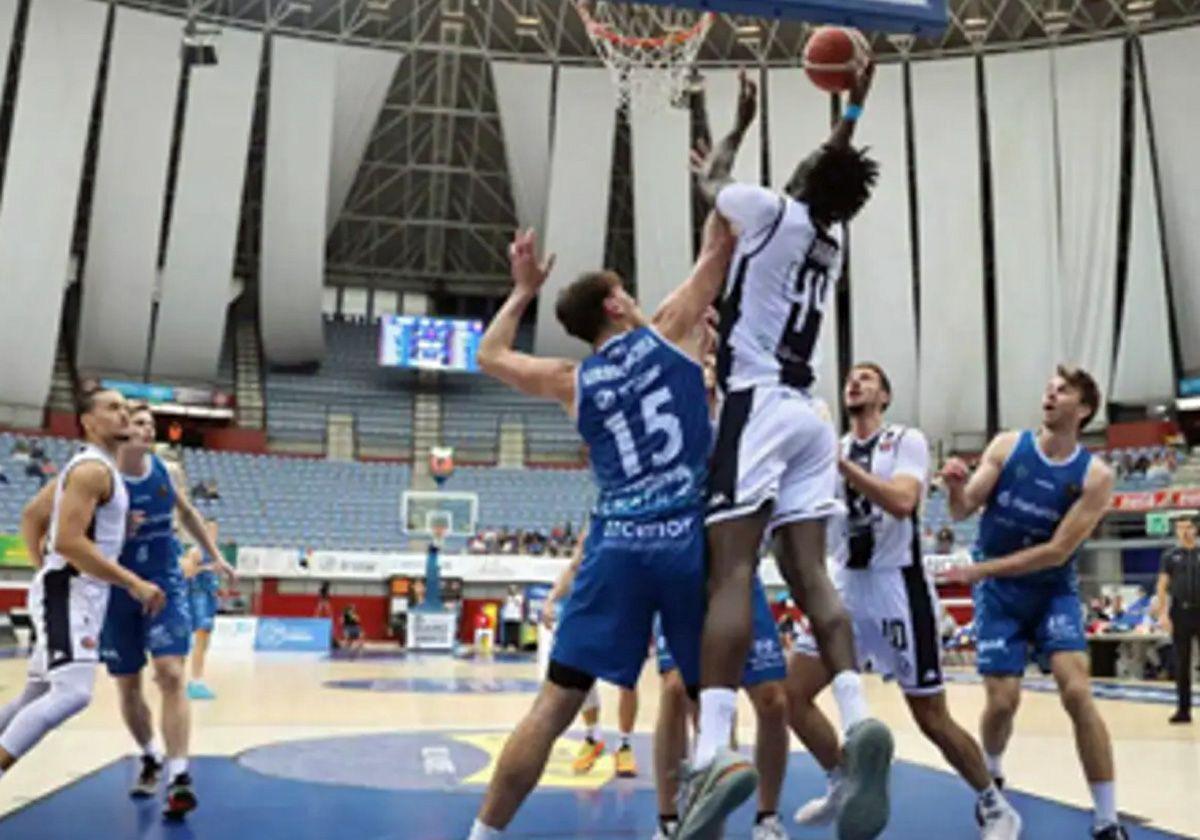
[788,363,1021,840]
[0,388,165,778]
[678,69,892,840]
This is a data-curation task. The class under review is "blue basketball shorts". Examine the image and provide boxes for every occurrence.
[551,511,706,689]
[101,572,193,675]
[189,580,219,633]
[973,575,1086,677]
[655,575,785,688]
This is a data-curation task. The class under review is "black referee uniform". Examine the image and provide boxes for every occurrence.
[1160,543,1200,722]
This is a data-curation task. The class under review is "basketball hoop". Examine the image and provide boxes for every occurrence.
[575,0,714,111]
[430,522,448,549]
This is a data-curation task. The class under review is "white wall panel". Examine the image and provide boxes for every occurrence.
[1142,26,1200,373]
[151,28,262,381]
[1112,72,1174,404]
[492,62,553,233]
[0,0,106,416]
[534,68,617,359]
[1054,40,1122,423]
[327,45,401,235]
[76,8,181,377]
[847,64,918,427]
[258,37,336,366]
[985,49,1061,430]
[706,70,762,185]
[912,58,986,445]
[629,88,692,315]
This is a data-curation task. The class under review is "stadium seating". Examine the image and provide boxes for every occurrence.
[264,319,418,454]
[436,465,594,532]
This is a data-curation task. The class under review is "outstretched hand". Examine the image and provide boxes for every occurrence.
[849,58,876,107]
[735,68,758,132]
[508,229,556,295]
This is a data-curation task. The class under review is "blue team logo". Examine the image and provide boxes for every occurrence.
[593,389,616,411]
[996,491,1012,508]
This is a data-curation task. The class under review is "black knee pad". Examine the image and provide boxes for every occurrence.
[548,659,596,693]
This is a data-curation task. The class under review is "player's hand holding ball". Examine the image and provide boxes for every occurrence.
[508,229,556,296]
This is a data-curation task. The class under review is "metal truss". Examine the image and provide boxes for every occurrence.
[113,0,1200,296]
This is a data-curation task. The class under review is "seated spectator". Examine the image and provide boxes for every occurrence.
[29,441,45,461]
[935,526,955,554]
[10,439,29,462]
[468,534,487,554]
[1146,457,1172,483]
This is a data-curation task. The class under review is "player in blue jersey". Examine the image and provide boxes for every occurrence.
[465,212,736,840]
[181,518,222,700]
[941,365,1125,840]
[104,405,233,818]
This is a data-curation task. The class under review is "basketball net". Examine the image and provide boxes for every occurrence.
[430,522,448,549]
[575,0,714,111]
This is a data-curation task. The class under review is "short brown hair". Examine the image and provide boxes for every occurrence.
[555,271,621,344]
[849,362,892,409]
[1057,364,1101,430]
[76,386,118,416]
[128,401,151,416]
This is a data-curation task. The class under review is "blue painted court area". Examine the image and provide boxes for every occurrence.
[0,731,1185,839]
[324,676,542,693]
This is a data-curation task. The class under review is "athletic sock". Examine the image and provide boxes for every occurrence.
[755,811,777,824]
[1090,781,1117,828]
[140,740,162,762]
[984,752,1004,781]
[618,731,631,750]
[693,687,737,769]
[468,819,502,839]
[166,757,188,779]
[830,671,869,733]
[584,725,597,744]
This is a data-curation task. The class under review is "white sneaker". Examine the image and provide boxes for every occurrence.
[979,794,1022,840]
[752,814,790,839]
[793,775,848,826]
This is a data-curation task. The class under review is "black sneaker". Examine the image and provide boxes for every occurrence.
[1092,824,1129,840]
[129,755,162,798]
[163,773,198,820]
[1169,710,1192,724]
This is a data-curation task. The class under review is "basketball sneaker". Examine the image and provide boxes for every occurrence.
[573,737,604,774]
[129,755,162,798]
[163,773,198,820]
[615,744,638,778]
[978,787,1022,840]
[187,681,216,701]
[793,773,848,826]
[751,814,788,840]
[1092,825,1129,840]
[674,747,758,840]
[835,719,894,840]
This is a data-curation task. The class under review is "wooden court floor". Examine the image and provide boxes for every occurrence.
[0,651,1195,838]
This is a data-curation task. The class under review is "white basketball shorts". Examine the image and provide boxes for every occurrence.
[26,566,109,679]
[795,563,944,696]
[707,384,844,533]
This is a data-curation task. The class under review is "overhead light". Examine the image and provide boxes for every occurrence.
[515,13,540,35]
[182,19,220,66]
[284,0,312,15]
[1125,0,1154,24]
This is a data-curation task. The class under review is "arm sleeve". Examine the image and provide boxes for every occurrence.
[893,429,930,483]
[715,183,781,236]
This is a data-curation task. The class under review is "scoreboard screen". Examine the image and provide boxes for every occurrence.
[378,316,483,372]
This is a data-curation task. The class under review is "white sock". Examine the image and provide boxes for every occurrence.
[166,757,188,779]
[1090,781,1117,828]
[830,672,869,733]
[978,783,1001,809]
[584,724,597,742]
[985,752,1004,780]
[618,730,631,749]
[468,818,502,839]
[693,687,737,769]
[140,740,161,761]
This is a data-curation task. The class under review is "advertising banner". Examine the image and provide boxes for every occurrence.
[254,617,331,652]
[0,535,32,568]
[408,611,457,651]
[210,616,259,653]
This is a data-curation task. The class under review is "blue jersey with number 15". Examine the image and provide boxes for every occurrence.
[576,327,711,521]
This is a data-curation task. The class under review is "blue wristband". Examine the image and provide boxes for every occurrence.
[844,103,864,122]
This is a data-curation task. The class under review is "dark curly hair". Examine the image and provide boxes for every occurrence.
[792,144,880,227]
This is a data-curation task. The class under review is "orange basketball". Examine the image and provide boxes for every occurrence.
[803,26,871,93]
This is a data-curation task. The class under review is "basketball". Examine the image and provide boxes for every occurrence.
[803,26,871,93]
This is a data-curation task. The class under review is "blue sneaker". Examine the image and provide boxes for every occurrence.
[674,747,758,839]
[187,681,216,701]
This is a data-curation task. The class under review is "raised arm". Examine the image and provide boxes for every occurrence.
[477,229,576,411]
[651,212,734,347]
[840,429,928,520]
[54,462,165,614]
[941,432,1019,521]
[826,58,875,150]
[169,462,234,581]
[950,459,1114,583]
[19,482,55,568]
[691,69,757,206]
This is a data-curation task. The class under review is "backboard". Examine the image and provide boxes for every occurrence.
[401,491,478,537]
[635,0,948,33]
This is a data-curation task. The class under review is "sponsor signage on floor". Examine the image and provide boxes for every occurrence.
[254,618,331,652]
[210,616,259,653]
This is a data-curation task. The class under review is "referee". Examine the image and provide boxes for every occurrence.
[1155,515,1200,724]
